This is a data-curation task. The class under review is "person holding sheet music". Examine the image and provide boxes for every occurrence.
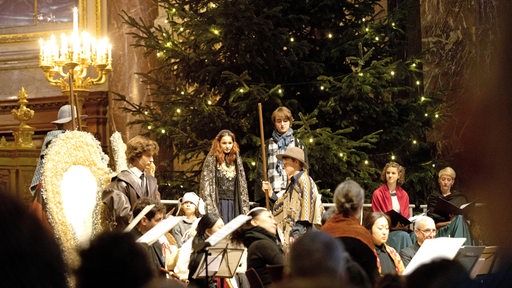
[232,207,284,287]
[255,106,307,208]
[131,198,168,277]
[364,212,405,276]
[427,167,473,245]
[200,130,250,223]
[188,213,225,288]
[371,162,413,252]
[102,135,160,231]
[399,215,436,267]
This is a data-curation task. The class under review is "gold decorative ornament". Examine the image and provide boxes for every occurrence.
[11,87,36,148]
[42,130,112,269]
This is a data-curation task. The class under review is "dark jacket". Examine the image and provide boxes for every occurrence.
[102,170,160,230]
[243,226,284,287]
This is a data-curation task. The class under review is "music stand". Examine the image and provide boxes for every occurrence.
[192,214,251,286]
[193,242,245,278]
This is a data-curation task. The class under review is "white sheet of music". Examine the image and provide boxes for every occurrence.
[136,216,183,245]
[124,204,155,232]
[205,214,251,247]
[403,237,466,275]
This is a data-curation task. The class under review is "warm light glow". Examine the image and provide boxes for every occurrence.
[38,7,112,91]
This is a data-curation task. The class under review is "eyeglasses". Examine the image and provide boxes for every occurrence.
[419,229,437,236]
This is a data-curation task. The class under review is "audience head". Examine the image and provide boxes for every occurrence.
[380,162,405,186]
[333,179,365,218]
[364,212,390,246]
[0,191,67,288]
[405,258,472,288]
[247,207,277,235]
[413,215,436,245]
[133,197,166,234]
[76,231,154,288]
[126,135,159,170]
[289,230,347,281]
[232,207,277,244]
[345,257,372,288]
[196,213,224,238]
[321,206,336,226]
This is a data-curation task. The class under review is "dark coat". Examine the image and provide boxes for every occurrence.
[243,226,284,287]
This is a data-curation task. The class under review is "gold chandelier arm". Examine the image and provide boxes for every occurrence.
[40,66,64,87]
[89,64,112,85]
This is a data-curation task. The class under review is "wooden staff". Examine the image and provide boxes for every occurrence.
[258,103,269,210]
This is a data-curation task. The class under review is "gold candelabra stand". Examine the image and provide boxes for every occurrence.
[11,87,36,148]
[39,7,112,130]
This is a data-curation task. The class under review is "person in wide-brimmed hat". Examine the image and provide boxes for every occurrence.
[271,146,323,251]
[255,106,308,208]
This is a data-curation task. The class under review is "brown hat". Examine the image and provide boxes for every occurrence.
[276,146,308,169]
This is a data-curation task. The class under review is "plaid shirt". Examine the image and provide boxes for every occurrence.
[267,136,306,193]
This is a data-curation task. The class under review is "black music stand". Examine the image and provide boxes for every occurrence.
[192,214,251,287]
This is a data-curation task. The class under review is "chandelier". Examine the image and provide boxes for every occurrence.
[39,7,112,130]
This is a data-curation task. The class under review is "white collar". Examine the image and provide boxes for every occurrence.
[129,166,144,178]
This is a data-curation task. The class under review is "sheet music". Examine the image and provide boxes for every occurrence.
[403,237,466,275]
[136,216,183,245]
[205,214,251,247]
[124,204,155,232]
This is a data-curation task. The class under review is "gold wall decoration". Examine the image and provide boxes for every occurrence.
[11,87,36,148]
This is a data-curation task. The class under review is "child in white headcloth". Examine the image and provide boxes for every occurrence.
[170,192,205,248]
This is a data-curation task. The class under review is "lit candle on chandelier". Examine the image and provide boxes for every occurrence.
[73,7,78,34]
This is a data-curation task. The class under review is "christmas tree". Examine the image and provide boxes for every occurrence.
[120,0,441,205]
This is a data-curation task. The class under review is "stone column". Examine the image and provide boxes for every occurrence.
[107,0,159,141]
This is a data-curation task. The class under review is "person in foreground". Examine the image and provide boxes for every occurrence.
[321,179,378,285]
[187,213,225,288]
[364,212,405,276]
[399,215,436,267]
[232,207,284,287]
[0,190,67,288]
[199,129,250,223]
